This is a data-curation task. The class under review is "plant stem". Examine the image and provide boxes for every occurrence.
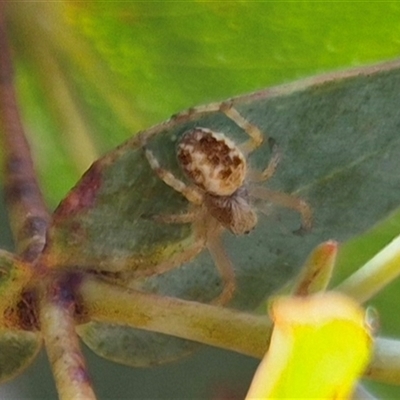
[0,0,47,334]
[353,384,378,400]
[0,4,49,262]
[336,234,400,303]
[81,275,400,387]
[79,275,272,358]
[0,7,96,398]
[365,337,400,385]
[39,276,97,400]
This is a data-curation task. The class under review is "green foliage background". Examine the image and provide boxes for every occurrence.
[1,2,400,399]
[6,2,400,207]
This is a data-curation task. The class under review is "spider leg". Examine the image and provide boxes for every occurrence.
[151,214,237,305]
[220,102,264,156]
[250,186,313,233]
[144,147,203,205]
[136,209,208,278]
[133,213,237,306]
[247,137,282,183]
[206,227,236,305]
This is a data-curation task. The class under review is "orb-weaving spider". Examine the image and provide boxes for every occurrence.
[143,103,312,305]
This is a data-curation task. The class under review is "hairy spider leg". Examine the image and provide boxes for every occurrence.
[144,147,203,205]
[220,103,283,184]
[173,102,271,158]
[142,206,237,305]
[247,137,282,183]
[205,220,237,305]
[220,103,265,155]
[249,186,313,233]
[260,139,281,180]
[135,209,209,280]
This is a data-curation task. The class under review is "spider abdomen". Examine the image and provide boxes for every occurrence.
[177,128,246,196]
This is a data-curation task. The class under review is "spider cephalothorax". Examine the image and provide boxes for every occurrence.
[143,103,312,305]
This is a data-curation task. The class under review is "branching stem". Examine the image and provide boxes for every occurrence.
[79,275,272,358]
[78,275,400,387]
[0,4,49,262]
[0,7,96,399]
[336,234,400,303]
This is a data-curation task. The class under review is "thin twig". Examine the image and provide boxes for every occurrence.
[40,275,97,400]
[79,273,400,387]
[0,4,49,262]
[0,7,97,399]
[79,275,272,358]
[336,234,400,303]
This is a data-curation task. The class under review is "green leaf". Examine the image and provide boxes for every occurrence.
[77,324,198,368]
[43,60,400,366]
[0,330,41,384]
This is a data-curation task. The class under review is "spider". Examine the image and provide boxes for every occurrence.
[142,103,312,305]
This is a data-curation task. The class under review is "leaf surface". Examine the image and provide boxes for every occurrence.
[0,330,41,384]
[42,60,400,366]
